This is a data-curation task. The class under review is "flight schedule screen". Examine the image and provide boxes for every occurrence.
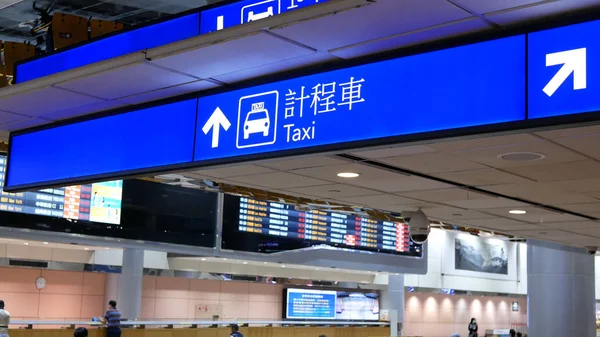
[0,155,123,224]
[235,196,417,254]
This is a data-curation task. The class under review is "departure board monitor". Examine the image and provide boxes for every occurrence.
[222,194,422,257]
[0,155,123,224]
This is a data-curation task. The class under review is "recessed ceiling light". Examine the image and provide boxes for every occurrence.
[243,261,248,264]
[201,258,206,261]
[499,152,545,162]
[509,210,527,215]
[281,265,286,268]
[263,262,267,264]
[337,172,360,178]
[84,248,90,251]
[43,242,49,245]
[24,242,28,245]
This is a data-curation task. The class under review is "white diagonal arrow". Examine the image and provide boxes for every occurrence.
[202,107,231,148]
[543,47,587,97]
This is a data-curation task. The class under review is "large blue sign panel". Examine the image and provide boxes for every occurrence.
[6,100,198,189]
[528,19,600,119]
[201,0,326,33]
[194,35,525,162]
[4,36,526,191]
[16,13,200,83]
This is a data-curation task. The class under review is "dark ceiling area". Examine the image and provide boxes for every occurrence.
[0,0,224,43]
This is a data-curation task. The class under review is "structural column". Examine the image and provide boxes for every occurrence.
[527,239,595,337]
[380,274,405,337]
[118,249,144,320]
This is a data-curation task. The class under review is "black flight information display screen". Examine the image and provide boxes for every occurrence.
[0,155,123,224]
[222,194,422,257]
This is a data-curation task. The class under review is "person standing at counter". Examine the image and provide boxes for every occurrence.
[230,324,243,337]
[98,300,121,337]
[0,300,9,337]
[468,318,478,337]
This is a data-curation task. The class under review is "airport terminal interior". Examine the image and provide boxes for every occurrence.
[1,0,600,337]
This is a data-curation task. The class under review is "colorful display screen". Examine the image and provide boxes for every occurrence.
[285,288,379,320]
[0,155,123,224]
[237,196,415,254]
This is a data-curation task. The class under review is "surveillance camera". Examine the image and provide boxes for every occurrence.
[401,210,431,244]
[586,246,597,255]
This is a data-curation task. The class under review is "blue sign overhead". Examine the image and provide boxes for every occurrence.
[6,100,198,190]
[5,36,527,191]
[200,0,327,33]
[16,14,200,83]
[528,19,600,119]
[194,35,526,162]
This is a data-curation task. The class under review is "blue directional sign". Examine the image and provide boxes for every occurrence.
[194,35,526,162]
[5,35,526,191]
[200,0,327,33]
[528,19,600,119]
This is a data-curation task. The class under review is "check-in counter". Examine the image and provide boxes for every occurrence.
[8,322,390,337]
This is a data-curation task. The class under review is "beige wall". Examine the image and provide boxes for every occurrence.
[404,292,527,337]
[0,265,527,334]
[141,276,284,320]
[0,267,105,320]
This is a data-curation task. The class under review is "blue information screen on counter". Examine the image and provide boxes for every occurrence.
[286,288,337,319]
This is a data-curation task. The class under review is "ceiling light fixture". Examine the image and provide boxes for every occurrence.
[84,248,90,251]
[281,265,286,268]
[43,242,49,245]
[24,242,28,245]
[499,152,545,162]
[243,261,248,264]
[201,258,207,261]
[509,210,527,215]
[337,172,360,178]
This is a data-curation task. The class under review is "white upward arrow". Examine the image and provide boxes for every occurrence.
[543,47,587,97]
[202,107,231,148]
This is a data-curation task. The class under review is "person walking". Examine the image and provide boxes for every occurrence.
[0,300,9,337]
[98,300,121,337]
[468,318,478,337]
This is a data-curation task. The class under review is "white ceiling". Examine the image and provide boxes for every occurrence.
[0,0,598,141]
[180,124,600,249]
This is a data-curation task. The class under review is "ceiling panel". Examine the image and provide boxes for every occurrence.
[541,178,600,193]
[0,87,104,116]
[229,171,329,189]
[0,110,30,125]
[213,52,339,84]
[399,188,492,203]
[188,165,275,179]
[428,133,539,152]
[331,17,492,60]
[479,206,587,223]
[334,194,421,209]
[55,63,199,100]
[458,217,541,231]
[553,133,600,160]
[503,160,600,182]
[117,80,220,105]
[420,206,496,221]
[351,144,437,159]
[151,32,316,79]
[482,183,598,205]
[433,168,534,186]
[535,125,600,139]
[42,100,127,121]
[0,117,51,132]
[557,203,600,214]
[284,183,381,199]
[485,0,600,26]
[536,221,600,230]
[452,0,546,14]
[272,0,471,51]
[380,152,486,174]
[290,163,452,192]
[449,139,586,168]
[257,156,348,171]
